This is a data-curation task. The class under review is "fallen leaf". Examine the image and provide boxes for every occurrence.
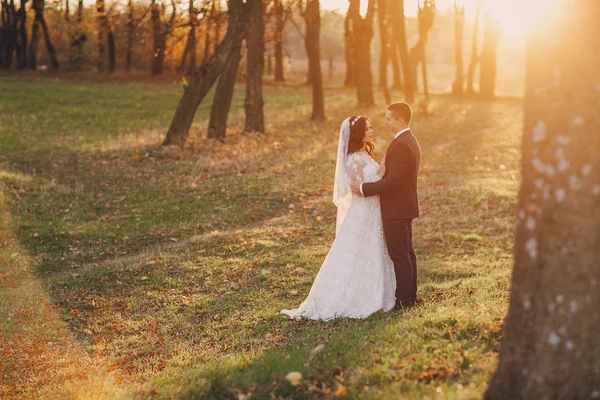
[285,371,302,386]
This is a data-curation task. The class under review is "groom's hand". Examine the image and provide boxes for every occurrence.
[350,180,362,195]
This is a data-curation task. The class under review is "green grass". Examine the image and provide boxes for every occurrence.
[0,76,522,399]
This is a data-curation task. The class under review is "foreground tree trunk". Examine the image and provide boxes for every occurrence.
[390,0,413,102]
[378,0,391,104]
[206,41,243,140]
[244,0,264,133]
[350,0,375,107]
[162,0,251,148]
[451,0,464,95]
[486,1,600,398]
[301,0,324,120]
[478,13,500,99]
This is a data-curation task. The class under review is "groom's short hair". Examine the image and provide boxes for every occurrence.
[387,102,412,124]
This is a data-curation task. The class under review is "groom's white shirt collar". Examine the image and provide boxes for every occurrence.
[394,127,411,139]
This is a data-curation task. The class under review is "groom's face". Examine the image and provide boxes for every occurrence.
[385,110,402,134]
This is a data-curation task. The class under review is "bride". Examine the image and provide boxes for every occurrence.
[280,116,396,321]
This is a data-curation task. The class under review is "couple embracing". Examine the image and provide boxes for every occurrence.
[281,102,421,321]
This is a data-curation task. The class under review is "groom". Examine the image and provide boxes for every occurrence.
[350,102,421,308]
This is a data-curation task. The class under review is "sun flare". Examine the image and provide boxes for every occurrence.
[321,0,559,39]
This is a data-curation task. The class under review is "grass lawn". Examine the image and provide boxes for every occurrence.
[0,76,522,399]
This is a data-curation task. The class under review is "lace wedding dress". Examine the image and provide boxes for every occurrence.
[280,151,396,321]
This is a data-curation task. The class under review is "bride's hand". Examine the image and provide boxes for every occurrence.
[378,155,387,177]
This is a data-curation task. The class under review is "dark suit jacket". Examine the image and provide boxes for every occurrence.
[362,130,420,220]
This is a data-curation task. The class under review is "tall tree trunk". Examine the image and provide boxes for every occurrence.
[479,13,500,99]
[162,0,251,148]
[486,1,600,398]
[106,28,115,73]
[15,0,27,69]
[27,0,40,69]
[390,33,402,89]
[150,0,166,75]
[410,0,434,105]
[244,0,264,133]
[351,0,375,107]
[125,0,133,72]
[302,0,324,120]
[451,0,464,95]
[465,3,481,94]
[343,0,357,86]
[378,0,390,104]
[273,0,285,81]
[0,0,17,69]
[96,0,105,72]
[207,42,243,140]
[390,0,413,102]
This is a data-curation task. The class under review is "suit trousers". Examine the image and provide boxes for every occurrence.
[382,219,417,306]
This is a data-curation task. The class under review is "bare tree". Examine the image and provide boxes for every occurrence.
[409,0,435,109]
[465,0,481,95]
[96,0,115,73]
[486,1,600,398]
[273,0,291,82]
[162,0,252,148]
[15,0,27,69]
[349,0,375,107]
[0,0,17,69]
[390,0,413,102]
[244,0,265,133]
[378,0,391,104]
[478,12,500,99]
[151,0,176,75]
[177,0,199,74]
[68,0,86,71]
[451,0,464,95]
[343,0,357,86]
[28,0,58,70]
[300,0,324,120]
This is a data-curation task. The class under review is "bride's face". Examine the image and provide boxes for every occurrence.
[362,121,374,144]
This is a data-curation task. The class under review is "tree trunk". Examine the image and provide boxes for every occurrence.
[206,42,243,140]
[465,3,481,94]
[479,13,500,100]
[273,0,285,81]
[302,0,324,120]
[125,0,133,72]
[162,0,251,148]
[244,0,264,133]
[351,0,375,107]
[343,0,357,86]
[390,0,413,102]
[177,0,197,74]
[0,0,16,69]
[106,28,115,73]
[202,0,214,64]
[390,33,402,89]
[27,0,40,69]
[378,0,391,104]
[486,2,600,398]
[68,0,85,71]
[410,0,434,105]
[96,0,105,72]
[150,0,165,75]
[451,0,464,95]
[16,0,27,69]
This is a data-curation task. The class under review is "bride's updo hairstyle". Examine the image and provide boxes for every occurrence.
[347,115,375,159]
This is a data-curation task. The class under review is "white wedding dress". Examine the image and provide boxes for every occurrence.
[280,151,396,321]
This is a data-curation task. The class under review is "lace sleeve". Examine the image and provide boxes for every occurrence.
[346,153,365,183]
